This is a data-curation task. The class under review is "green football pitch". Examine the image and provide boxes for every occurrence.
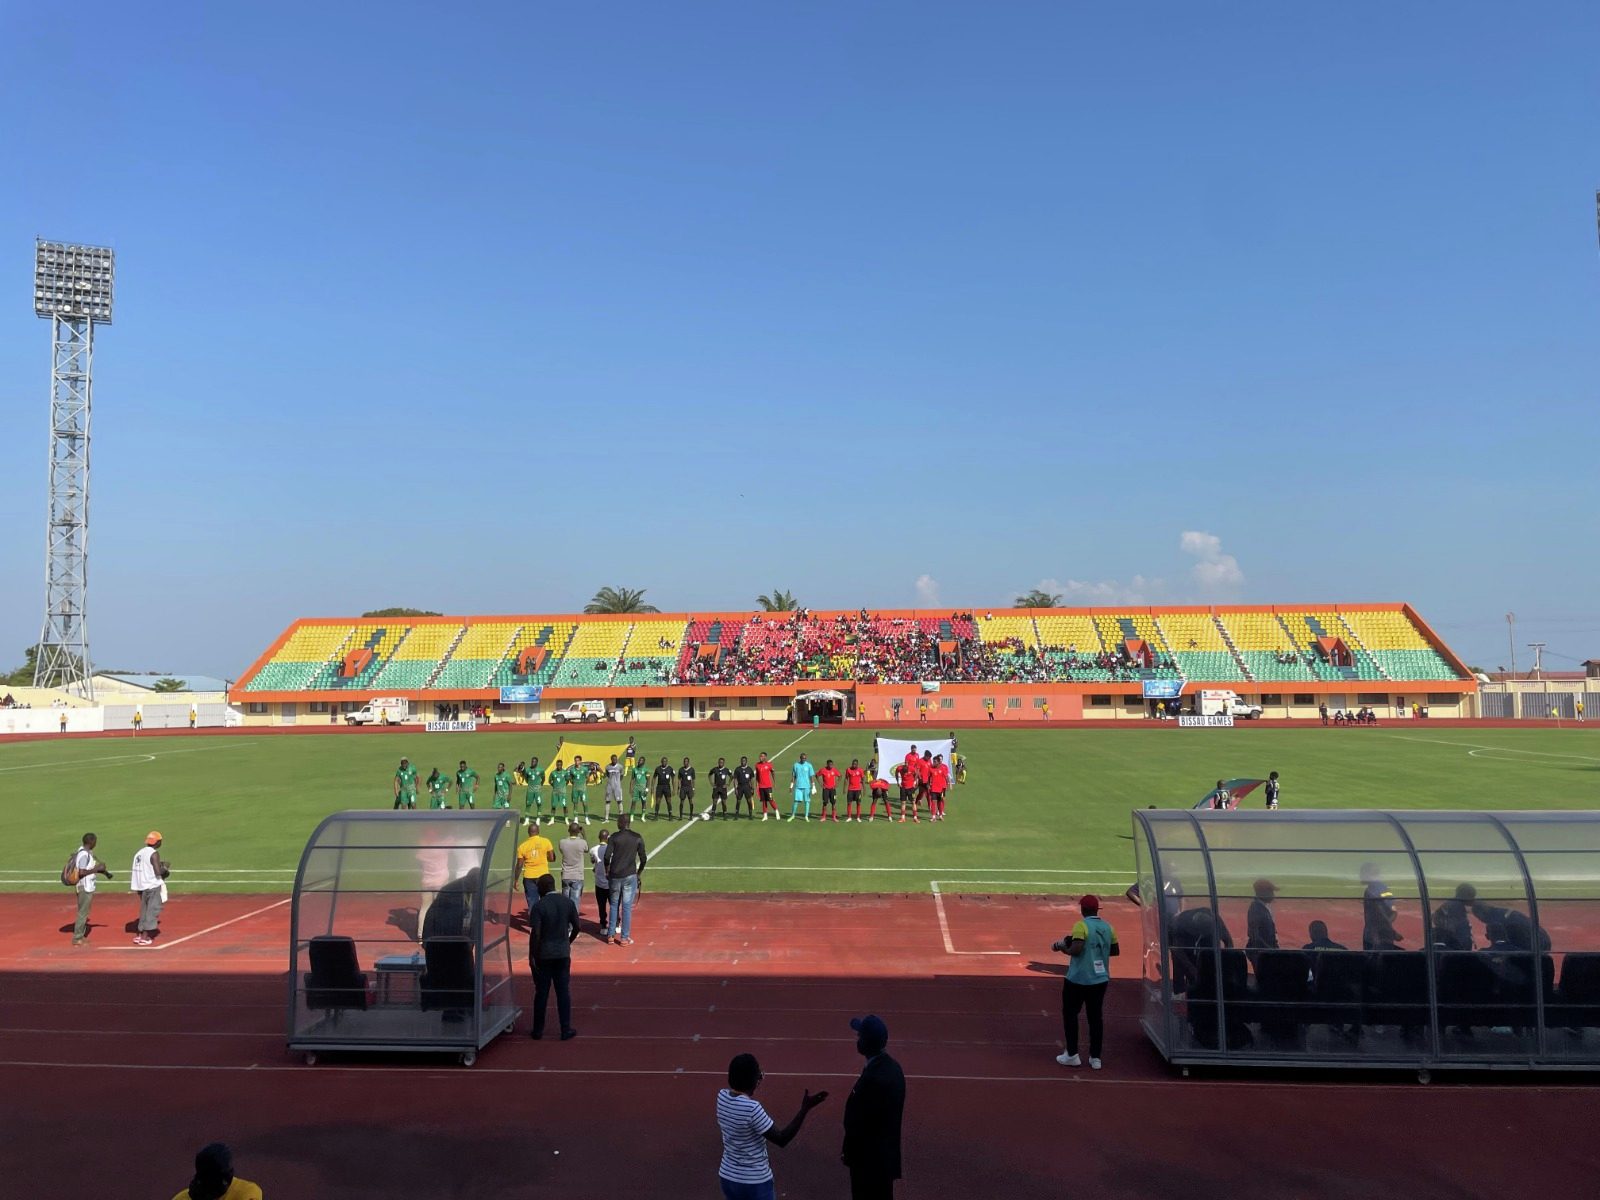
[1,726,1595,894]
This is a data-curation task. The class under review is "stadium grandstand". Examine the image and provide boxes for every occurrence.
[232,603,1474,723]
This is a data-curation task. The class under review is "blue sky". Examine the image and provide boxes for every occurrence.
[0,2,1596,677]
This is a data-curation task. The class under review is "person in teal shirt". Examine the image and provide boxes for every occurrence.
[455,760,479,810]
[393,758,418,810]
[570,758,592,825]
[492,762,513,809]
[548,759,569,816]
[787,753,817,822]
[1052,894,1119,1070]
[426,767,450,810]
[524,756,545,816]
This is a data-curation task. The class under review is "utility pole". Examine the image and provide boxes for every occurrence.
[1528,642,1546,679]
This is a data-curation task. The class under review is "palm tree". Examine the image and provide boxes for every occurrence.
[1014,588,1063,609]
[756,589,800,612]
[584,586,660,614]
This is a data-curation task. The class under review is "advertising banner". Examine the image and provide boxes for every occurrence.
[425,720,479,733]
[1141,679,1184,700]
[1178,714,1234,728]
[499,685,543,704]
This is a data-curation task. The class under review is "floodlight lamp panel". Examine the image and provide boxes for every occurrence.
[33,239,115,323]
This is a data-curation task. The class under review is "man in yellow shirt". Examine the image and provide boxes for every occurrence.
[516,821,556,918]
[172,1142,262,1200]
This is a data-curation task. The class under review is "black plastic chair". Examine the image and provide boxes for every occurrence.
[1251,950,1312,1039]
[1366,951,1430,1032]
[1308,951,1365,1032]
[420,936,475,1013]
[1550,952,1600,1030]
[1437,952,1497,1031]
[304,935,369,1014]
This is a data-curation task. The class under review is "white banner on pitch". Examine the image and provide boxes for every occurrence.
[871,737,955,787]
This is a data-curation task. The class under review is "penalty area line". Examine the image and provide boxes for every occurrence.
[929,880,1018,957]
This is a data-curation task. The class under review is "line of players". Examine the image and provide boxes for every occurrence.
[389,744,960,825]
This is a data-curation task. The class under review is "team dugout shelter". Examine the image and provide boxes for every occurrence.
[1132,809,1600,1073]
[232,603,1475,725]
[287,810,521,1067]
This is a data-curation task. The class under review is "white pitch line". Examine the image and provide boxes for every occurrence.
[98,897,291,952]
[0,741,260,774]
[1380,734,1600,763]
[649,727,817,862]
[929,881,1018,956]
[640,865,1125,874]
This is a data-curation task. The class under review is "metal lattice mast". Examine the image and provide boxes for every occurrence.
[32,241,113,699]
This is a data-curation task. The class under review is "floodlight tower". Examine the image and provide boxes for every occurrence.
[31,240,114,699]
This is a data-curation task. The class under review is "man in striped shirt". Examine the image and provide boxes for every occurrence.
[715,1053,828,1200]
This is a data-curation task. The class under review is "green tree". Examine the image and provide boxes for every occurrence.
[756,589,800,612]
[3,644,88,687]
[1014,589,1063,608]
[584,586,660,615]
[361,607,442,618]
[151,678,187,693]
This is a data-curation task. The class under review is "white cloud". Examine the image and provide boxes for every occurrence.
[914,574,941,606]
[1034,575,1159,605]
[1179,530,1244,593]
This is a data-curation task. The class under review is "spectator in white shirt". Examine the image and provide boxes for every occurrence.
[129,832,169,946]
[592,830,610,930]
[715,1052,827,1200]
[70,833,111,945]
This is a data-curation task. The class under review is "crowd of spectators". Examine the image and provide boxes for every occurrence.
[670,611,1179,687]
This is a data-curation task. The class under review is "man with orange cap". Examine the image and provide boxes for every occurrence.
[130,832,170,946]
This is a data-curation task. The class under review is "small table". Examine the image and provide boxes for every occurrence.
[374,952,426,1007]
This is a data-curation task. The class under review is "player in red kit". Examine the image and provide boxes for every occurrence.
[915,751,933,816]
[755,752,777,821]
[866,757,891,821]
[817,759,841,821]
[928,754,951,821]
[897,760,920,823]
[844,758,865,822]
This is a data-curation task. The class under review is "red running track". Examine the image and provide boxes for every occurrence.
[1,891,1597,1198]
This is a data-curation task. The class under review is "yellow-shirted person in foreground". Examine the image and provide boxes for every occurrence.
[516,820,557,918]
[172,1143,262,1200]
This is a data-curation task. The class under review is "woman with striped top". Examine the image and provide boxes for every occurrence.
[715,1053,828,1200]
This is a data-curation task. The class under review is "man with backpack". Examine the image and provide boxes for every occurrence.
[66,832,112,945]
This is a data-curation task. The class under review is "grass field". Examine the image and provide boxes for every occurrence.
[1,725,1596,894]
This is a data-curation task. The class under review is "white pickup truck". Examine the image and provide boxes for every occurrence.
[345,698,409,726]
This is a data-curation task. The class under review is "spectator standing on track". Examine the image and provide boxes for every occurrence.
[515,821,555,919]
[527,874,579,1041]
[171,1142,262,1200]
[189,705,198,730]
[1053,894,1118,1070]
[841,1014,906,1200]
[68,832,111,945]
[592,829,611,929]
[732,756,757,818]
[558,821,588,909]
[603,754,624,819]
[130,832,169,946]
[604,813,647,946]
[716,1052,829,1200]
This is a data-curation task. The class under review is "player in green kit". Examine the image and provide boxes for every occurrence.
[569,758,592,826]
[629,759,650,817]
[393,758,418,810]
[455,759,479,809]
[492,762,513,809]
[548,759,569,818]
[426,767,450,810]
[524,755,545,817]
